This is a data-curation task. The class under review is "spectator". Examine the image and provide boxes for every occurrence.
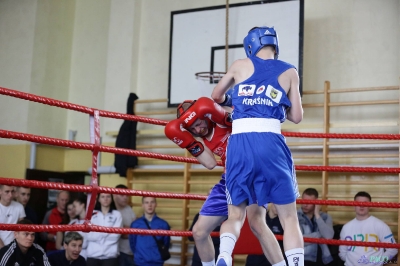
[15,187,38,224]
[129,197,171,266]
[67,194,88,259]
[298,188,334,266]
[0,218,50,265]
[188,188,221,266]
[41,190,70,252]
[86,193,122,266]
[339,191,398,266]
[15,186,40,245]
[246,203,286,266]
[55,200,76,250]
[48,232,86,266]
[113,184,136,266]
[0,185,26,248]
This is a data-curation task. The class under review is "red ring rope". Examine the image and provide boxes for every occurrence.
[1,129,400,173]
[1,86,400,140]
[0,177,398,208]
[0,223,398,249]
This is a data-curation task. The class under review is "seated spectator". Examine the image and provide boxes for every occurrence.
[113,184,136,266]
[0,218,50,265]
[15,187,38,224]
[129,196,171,266]
[339,191,398,266]
[246,203,286,266]
[48,232,86,266]
[67,194,88,259]
[298,188,334,266]
[0,185,26,248]
[41,190,70,252]
[15,186,40,245]
[86,193,122,266]
[55,200,76,250]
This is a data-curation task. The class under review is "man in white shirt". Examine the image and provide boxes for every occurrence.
[0,185,26,248]
[113,184,136,266]
[339,191,398,266]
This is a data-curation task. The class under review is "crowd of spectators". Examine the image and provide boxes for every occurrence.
[0,184,171,266]
[1,183,397,266]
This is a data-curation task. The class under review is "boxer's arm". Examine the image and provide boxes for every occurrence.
[286,68,303,124]
[217,88,234,107]
[195,138,217,170]
[212,62,236,104]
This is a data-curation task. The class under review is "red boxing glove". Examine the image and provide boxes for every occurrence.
[194,97,232,127]
[164,119,204,157]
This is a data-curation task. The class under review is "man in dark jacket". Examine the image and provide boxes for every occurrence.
[298,188,334,265]
[47,232,86,266]
[0,219,51,266]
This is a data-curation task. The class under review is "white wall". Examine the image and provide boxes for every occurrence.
[304,0,399,90]
[0,0,38,142]
[302,0,399,133]
[27,0,75,140]
[102,0,138,142]
[0,0,75,144]
[135,0,249,109]
[67,0,110,143]
[0,0,399,145]
[66,0,141,144]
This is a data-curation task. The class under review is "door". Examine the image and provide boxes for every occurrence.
[25,169,87,225]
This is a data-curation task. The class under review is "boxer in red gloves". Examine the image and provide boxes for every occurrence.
[165,97,285,266]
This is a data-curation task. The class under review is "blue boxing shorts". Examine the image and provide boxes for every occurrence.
[199,174,228,217]
[225,119,299,206]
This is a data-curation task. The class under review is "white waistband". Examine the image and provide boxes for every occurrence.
[232,118,281,134]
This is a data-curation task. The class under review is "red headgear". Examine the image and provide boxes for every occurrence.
[177,100,214,137]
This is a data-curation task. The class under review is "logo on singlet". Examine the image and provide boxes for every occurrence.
[256,85,265,94]
[265,85,282,103]
[242,97,273,106]
[213,147,225,157]
[238,85,255,96]
[184,112,196,124]
[172,137,183,146]
[270,88,278,99]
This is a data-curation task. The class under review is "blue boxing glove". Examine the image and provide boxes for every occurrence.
[218,89,233,107]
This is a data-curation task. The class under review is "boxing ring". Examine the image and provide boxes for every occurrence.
[1,86,400,265]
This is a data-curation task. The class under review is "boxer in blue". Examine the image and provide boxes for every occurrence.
[212,26,304,266]
[165,97,285,266]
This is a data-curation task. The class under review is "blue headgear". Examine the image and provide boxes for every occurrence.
[243,27,279,59]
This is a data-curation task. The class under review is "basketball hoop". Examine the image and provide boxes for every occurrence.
[195,71,225,98]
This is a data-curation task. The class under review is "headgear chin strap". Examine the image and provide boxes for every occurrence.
[243,26,279,59]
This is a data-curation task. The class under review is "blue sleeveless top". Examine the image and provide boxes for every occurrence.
[231,58,295,123]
